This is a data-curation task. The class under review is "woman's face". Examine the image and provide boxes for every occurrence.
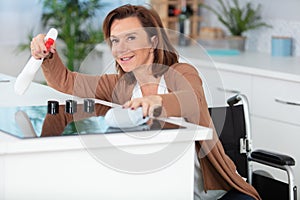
[110,17,154,73]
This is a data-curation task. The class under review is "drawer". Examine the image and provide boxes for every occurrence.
[199,67,252,107]
[252,76,300,126]
[251,116,300,184]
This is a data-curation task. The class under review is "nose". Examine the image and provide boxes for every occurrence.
[113,39,128,56]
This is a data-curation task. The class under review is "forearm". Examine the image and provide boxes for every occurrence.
[159,91,200,122]
[42,53,76,95]
[41,53,105,99]
[162,64,208,124]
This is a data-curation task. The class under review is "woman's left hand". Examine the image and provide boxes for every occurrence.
[123,95,163,118]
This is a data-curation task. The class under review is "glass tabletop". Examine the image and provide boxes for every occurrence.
[0,103,184,139]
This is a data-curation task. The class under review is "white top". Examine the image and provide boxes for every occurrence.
[131,75,168,99]
[194,153,226,200]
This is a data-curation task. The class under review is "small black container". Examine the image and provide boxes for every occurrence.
[65,100,77,114]
[47,100,59,115]
[84,99,95,113]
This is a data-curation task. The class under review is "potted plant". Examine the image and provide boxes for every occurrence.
[200,0,271,51]
[18,0,105,71]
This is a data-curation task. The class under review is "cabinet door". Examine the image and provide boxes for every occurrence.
[252,76,300,126]
[251,116,300,189]
[251,76,300,197]
[199,67,252,107]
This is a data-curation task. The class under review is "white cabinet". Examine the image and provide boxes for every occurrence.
[251,75,300,183]
[251,116,300,182]
[197,59,300,192]
[252,76,300,126]
[199,67,252,107]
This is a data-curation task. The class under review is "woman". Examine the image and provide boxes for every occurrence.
[30,4,260,200]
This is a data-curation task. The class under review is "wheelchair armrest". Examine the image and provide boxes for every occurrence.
[250,149,295,166]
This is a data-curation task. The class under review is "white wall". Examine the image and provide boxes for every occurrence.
[202,0,300,56]
[255,0,300,21]
[0,0,43,80]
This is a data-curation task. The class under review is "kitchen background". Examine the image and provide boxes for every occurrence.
[204,0,300,56]
[0,0,299,78]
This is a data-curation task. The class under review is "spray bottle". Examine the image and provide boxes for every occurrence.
[14,28,58,95]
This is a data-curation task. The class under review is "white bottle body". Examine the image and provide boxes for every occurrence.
[14,57,43,95]
[14,28,57,95]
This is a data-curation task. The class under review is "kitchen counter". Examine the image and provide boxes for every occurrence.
[0,73,212,200]
[176,45,300,83]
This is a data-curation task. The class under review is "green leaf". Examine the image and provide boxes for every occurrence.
[201,0,272,36]
[19,0,107,71]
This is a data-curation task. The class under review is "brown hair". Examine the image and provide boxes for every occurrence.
[102,4,178,83]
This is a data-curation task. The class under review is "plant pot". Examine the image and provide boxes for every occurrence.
[226,36,246,51]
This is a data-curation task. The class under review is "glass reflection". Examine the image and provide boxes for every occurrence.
[0,104,183,139]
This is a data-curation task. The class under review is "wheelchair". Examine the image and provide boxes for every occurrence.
[208,94,297,200]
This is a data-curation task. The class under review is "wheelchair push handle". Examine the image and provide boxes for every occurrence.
[227,94,241,106]
[227,93,250,107]
[227,94,252,151]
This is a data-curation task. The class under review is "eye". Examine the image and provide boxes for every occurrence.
[127,35,136,41]
[110,38,119,45]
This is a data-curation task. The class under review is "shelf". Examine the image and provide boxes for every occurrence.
[150,0,204,41]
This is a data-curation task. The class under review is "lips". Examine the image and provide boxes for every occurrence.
[120,55,134,61]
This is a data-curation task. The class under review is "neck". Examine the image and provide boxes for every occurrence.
[140,82,160,96]
[133,67,162,96]
[133,64,156,85]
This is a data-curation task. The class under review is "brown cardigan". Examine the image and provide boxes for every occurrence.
[42,53,261,200]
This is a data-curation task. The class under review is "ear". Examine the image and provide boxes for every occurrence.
[150,35,158,49]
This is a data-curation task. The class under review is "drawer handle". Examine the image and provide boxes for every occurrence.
[275,98,300,106]
[217,87,241,94]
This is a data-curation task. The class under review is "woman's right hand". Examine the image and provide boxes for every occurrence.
[30,34,56,59]
[122,95,163,118]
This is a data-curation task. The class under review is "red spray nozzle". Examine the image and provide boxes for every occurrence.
[45,38,55,51]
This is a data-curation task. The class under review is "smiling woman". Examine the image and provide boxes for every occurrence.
[30,4,261,200]
[102,5,178,80]
[109,17,155,73]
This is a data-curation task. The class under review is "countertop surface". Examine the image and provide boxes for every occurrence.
[177,45,300,82]
[0,73,212,154]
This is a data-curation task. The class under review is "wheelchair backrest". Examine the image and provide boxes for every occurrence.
[209,104,248,179]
